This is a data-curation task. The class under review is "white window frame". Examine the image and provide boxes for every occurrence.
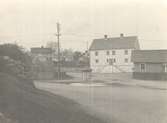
[106,58,109,63]
[113,58,116,63]
[95,51,98,56]
[112,50,116,55]
[124,58,128,63]
[140,63,146,72]
[108,58,116,65]
[124,50,128,55]
[95,59,99,63]
[106,51,110,55]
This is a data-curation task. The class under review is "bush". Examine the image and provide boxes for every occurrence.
[0,44,32,79]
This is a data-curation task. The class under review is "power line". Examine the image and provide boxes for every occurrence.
[2,32,167,43]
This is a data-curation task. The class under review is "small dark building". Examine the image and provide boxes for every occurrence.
[132,50,167,80]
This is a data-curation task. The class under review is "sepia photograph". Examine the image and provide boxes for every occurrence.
[0,0,167,123]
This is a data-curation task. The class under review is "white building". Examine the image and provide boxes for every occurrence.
[89,34,140,73]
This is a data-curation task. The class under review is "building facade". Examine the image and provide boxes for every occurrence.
[89,34,140,73]
[132,50,167,80]
[30,47,54,79]
[31,47,53,63]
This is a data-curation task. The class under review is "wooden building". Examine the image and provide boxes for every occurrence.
[132,50,167,80]
[89,34,140,73]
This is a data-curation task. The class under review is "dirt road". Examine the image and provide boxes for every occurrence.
[35,81,167,123]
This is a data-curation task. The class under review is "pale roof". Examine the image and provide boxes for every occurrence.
[132,50,167,63]
[89,36,140,50]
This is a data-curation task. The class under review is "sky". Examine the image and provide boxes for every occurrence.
[0,0,167,51]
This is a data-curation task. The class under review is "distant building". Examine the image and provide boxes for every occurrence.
[89,34,140,73]
[132,50,167,80]
[31,47,55,79]
[31,47,53,63]
[78,51,90,67]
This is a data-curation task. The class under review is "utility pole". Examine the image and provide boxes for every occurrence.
[86,41,89,51]
[55,22,61,80]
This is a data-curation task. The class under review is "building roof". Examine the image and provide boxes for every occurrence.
[89,35,140,50]
[31,47,52,54]
[132,50,167,63]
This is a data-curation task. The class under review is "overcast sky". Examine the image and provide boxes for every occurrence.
[0,0,167,51]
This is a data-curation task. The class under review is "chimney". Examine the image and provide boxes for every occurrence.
[120,33,124,38]
[104,35,108,39]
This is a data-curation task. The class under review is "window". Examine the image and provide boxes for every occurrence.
[112,50,116,55]
[108,58,116,65]
[125,58,128,63]
[140,64,146,72]
[106,51,110,55]
[163,64,167,72]
[124,50,128,55]
[95,51,98,56]
[95,59,99,63]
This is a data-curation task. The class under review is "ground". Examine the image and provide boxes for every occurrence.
[0,73,105,123]
[35,72,167,123]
